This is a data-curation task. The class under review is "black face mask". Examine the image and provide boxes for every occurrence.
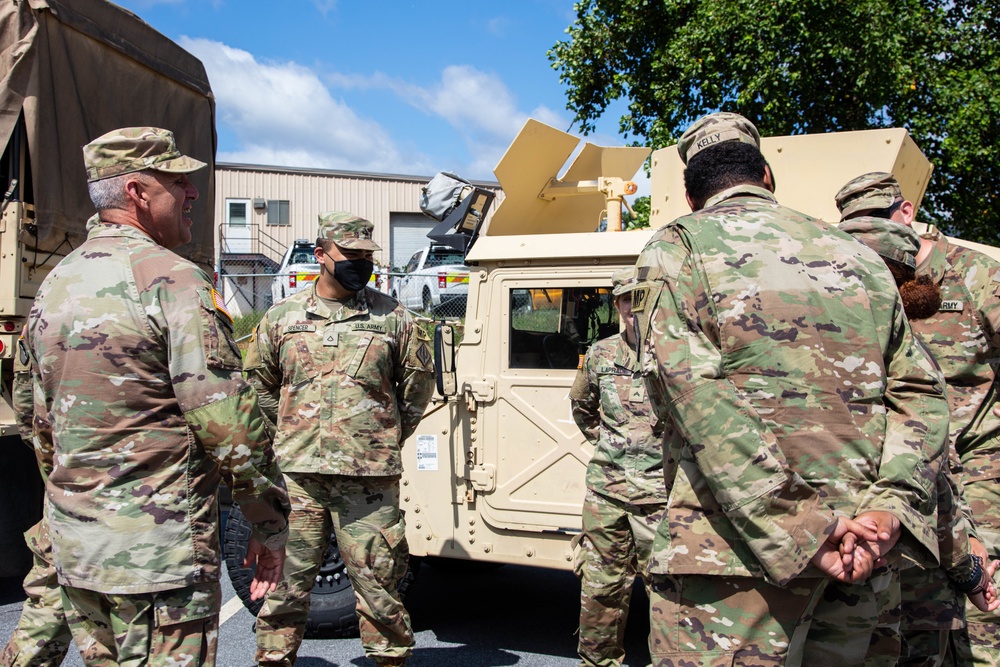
[332,258,373,293]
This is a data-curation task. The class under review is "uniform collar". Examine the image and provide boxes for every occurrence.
[915,223,948,285]
[703,183,777,209]
[304,283,369,321]
[86,219,157,244]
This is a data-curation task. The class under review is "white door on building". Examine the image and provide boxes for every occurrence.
[224,198,252,253]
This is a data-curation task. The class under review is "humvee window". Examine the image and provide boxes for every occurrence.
[509,287,617,369]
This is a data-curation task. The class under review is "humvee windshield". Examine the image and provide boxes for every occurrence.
[509,287,616,369]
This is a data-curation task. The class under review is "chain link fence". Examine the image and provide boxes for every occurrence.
[217,261,467,344]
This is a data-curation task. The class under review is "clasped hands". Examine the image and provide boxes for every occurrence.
[809,512,1000,611]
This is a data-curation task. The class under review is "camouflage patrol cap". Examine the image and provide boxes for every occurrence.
[611,267,637,296]
[83,127,206,183]
[318,211,381,251]
[834,172,903,220]
[840,216,920,269]
[677,112,762,165]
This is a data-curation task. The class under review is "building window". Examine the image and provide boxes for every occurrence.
[267,200,290,226]
[226,199,249,226]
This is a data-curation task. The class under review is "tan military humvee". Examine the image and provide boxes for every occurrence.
[400,118,952,573]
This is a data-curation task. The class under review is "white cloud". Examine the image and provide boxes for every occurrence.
[312,0,336,17]
[178,38,572,181]
[370,65,567,178]
[487,16,511,37]
[179,37,432,174]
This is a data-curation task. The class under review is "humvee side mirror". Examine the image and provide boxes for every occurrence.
[434,322,456,397]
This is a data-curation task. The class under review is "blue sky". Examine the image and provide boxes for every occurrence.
[112,0,636,184]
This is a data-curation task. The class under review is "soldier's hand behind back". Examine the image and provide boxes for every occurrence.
[852,510,901,565]
[968,559,1000,613]
[811,517,878,583]
[244,537,286,601]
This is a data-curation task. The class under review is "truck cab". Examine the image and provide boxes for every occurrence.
[392,243,470,314]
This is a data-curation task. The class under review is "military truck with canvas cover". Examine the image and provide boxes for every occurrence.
[226,118,998,637]
[0,0,217,575]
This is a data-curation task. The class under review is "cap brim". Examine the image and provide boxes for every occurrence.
[151,155,208,174]
[840,193,896,220]
[335,240,382,252]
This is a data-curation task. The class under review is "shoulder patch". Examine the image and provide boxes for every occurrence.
[17,337,29,366]
[211,289,233,325]
[939,300,964,312]
[631,285,649,313]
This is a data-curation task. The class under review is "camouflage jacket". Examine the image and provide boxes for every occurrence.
[633,184,948,586]
[914,226,1000,551]
[26,222,289,594]
[570,333,667,505]
[245,283,434,476]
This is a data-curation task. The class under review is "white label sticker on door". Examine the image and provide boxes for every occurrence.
[415,434,438,471]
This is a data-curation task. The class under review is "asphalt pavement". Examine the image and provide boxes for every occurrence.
[0,561,652,666]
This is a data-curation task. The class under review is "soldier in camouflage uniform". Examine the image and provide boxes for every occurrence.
[569,267,667,667]
[837,174,1000,666]
[632,112,951,666]
[0,327,73,667]
[247,211,435,667]
[839,217,1000,664]
[23,127,290,667]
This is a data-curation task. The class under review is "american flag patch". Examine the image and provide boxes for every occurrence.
[212,289,233,325]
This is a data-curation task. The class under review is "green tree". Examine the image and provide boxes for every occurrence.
[625,196,650,230]
[549,0,1000,243]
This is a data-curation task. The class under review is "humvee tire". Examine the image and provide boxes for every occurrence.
[223,504,420,639]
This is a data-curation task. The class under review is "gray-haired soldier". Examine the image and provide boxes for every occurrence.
[23,127,289,667]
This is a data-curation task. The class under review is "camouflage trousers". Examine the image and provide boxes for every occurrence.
[574,489,664,667]
[955,601,1000,666]
[648,572,889,666]
[812,566,895,666]
[255,473,411,666]
[897,564,966,666]
[0,518,73,667]
[648,574,828,666]
[60,581,220,667]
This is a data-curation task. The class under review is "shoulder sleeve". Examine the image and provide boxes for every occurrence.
[244,311,281,431]
[570,346,601,445]
[393,309,434,442]
[12,328,34,443]
[963,250,1000,348]
[138,255,289,546]
[635,224,836,586]
[855,302,947,563]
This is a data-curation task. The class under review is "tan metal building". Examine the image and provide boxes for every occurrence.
[212,162,500,320]
[214,162,499,272]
